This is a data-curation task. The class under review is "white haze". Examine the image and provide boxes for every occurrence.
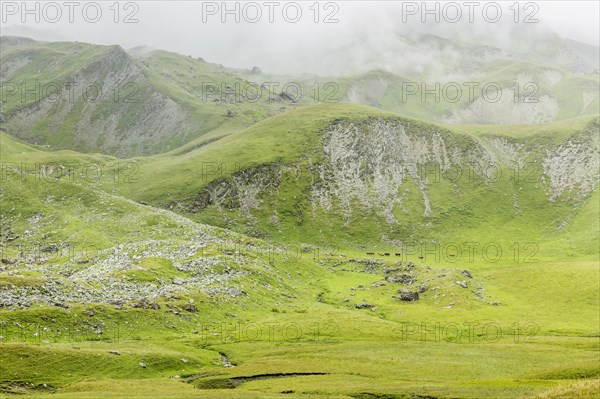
[1,1,598,76]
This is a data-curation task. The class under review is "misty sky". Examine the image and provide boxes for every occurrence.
[1,1,599,75]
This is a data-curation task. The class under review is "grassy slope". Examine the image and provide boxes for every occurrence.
[0,39,313,156]
[94,104,599,264]
[1,107,599,398]
[0,36,312,158]
[3,37,598,159]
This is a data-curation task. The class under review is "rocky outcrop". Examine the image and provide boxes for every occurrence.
[542,122,600,201]
[182,117,598,234]
[313,119,457,221]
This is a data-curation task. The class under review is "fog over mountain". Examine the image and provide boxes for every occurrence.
[2,1,599,76]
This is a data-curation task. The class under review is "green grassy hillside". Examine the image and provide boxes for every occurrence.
[2,37,598,159]
[1,34,598,399]
[0,38,310,157]
[0,177,598,398]
[86,104,598,265]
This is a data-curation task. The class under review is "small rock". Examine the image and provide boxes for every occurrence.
[132,299,160,310]
[386,274,416,285]
[222,356,234,368]
[456,281,468,288]
[109,350,121,356]
[398,291,419,302]
[462,270,473,278]
[41,244,59,253]
[417,283,428,293]
[139,362,147,368]
[184,303,198,313]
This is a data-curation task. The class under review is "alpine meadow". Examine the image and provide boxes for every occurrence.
[0,1,599,398]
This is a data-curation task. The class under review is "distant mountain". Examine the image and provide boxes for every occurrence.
[1,35,598,158]
[0,37,304,157]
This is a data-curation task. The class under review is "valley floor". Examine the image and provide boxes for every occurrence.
[1,258,598,399]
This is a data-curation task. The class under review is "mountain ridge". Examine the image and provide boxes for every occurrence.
[1,36,598,158]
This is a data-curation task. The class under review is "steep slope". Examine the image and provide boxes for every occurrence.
[0,37,308,157]
[1,37,201,156]
[3,37,598,160]
[87,104,599,261]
